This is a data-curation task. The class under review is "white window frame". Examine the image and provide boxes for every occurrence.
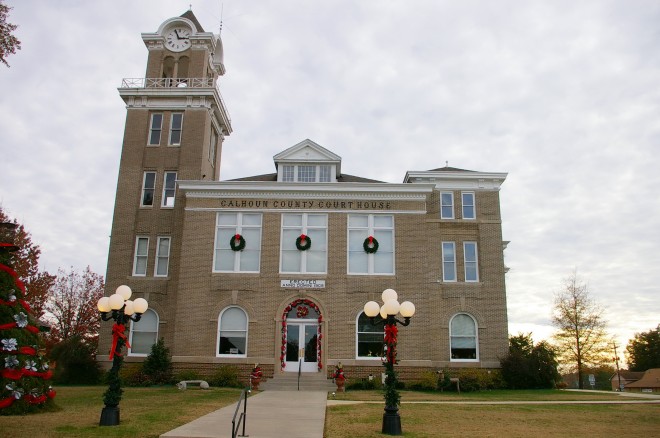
[449,313,479,362]
[213,213,263,273]
[161,172,177,208]
[148,113,163,146]
[297,165,316,182]
[356,312,384,360]
[132,236,149,276]
[128,309,159,356]
[463,242,479,282]
[216,306,248,358]
[209,129,217,168]
[279,164,334,182]
[154,236,171,277]
[462,192,476,220]
[141,171,156,207]
[169,113,183,146]
[442,242,457,282]
[279,213,327,274]
[347,214,395,275]
[440,191,454,219]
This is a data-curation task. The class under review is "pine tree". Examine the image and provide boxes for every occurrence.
[0,222,56,414]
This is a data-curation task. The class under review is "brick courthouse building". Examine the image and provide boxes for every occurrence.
[98,11,511,381]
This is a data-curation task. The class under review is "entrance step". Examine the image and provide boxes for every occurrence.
[260,371,336,391]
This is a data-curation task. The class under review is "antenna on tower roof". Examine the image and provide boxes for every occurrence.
[219,2,224,34]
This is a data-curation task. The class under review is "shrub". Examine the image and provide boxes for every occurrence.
[50,335,101,384]
[346,377,382,390]
[174,369,201,382]
[409,371,439,391]
[142,338,173,385]
[208,365,241,387]
[119,364,152,387]
[443,368,504,392]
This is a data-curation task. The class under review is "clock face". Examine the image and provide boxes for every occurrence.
[165,27,191,52]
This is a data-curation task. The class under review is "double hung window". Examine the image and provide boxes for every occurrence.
[442,242,456,282]
[462,192,475,219]
[217,306,248,356]
[464,242,479,282]
[450,313,478,361]
[214,213,262,272]
[162,172,177,207]
[155,237,171,277]
[440,192,454,219]
[169,113,183,145]
[348,214,394,274]
[128,309,159,355]
[356,312,384,358]
[141,172,156,206]
[280,214,327,273]
[133,236,149,276]
[148,113,162,145]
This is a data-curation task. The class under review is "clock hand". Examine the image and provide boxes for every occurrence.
[174,29,181,40]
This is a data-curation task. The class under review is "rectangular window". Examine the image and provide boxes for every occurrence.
[155,237,171,277]
[280,213,327,273]
[169,113,183,145]
[148,113,162,145]
[214,213,262,272]
[162,172,177,207]
[319,165,331,182]
[141,172,156,206]
[298,165,316,182]
[442,242,456,282]
[462,192,475,219]
[464,242,479,282]
[282,165,295,182]
[441,192,454,219]
[133,236,149,276]
[348,214,394,274]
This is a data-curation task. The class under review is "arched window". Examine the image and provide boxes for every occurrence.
[217,306,248,357]
[128,309,159,356]
[450,313,478,361]
[356,312,384,359]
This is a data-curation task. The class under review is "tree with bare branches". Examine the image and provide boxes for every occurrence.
[552,271,610,389]
[45,267,104,350]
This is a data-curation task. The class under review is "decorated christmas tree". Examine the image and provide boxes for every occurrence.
[0,222,55,414]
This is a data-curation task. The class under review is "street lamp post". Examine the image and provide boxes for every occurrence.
[364,288,415,436]
[97,285,149,426]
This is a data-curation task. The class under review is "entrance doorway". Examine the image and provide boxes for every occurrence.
[285,322,319,372]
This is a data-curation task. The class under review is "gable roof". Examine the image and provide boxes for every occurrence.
[426,166,476,172]
[625,368,660,388]
[227,173,384,183]
[611,370,645,381]
[273,139,342,175]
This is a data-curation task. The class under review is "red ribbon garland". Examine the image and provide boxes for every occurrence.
[0,396,14,409]
[0,322,40,334]
[109,323,130,360]
[0,346,38,356]
[0,263,26,294]
[0,368,53,380]
[384,324,398,364]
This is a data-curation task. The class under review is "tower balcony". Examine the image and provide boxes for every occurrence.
[119,77,232,135]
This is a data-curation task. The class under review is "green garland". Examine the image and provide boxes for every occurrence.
[229,234,246,251]
[296,234,311,251]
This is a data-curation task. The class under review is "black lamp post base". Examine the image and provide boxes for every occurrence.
[382,406,402,435]
[100,405,120,426]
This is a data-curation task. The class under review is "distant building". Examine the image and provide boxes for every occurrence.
[98,10,510,381]
[622,369,660,393]
[610,370,645,391]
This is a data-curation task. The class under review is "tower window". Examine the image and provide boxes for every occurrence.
[133,236,149,276]
[148,114,163,145]
[282,165,295,182]
[319,165,331,182]
[441,192,454,219]
[141,172,156,206]
[155,236,171,277]
[169,113,183,145]
[162,172,177,207]
[298,165,316,182]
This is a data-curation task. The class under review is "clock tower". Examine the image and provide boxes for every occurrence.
[99,10,232,365]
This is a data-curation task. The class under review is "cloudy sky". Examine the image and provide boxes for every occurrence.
[1,0,658,358]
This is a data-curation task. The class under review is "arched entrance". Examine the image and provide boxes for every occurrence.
[279,299,323,373]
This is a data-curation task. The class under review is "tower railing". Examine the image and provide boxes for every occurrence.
[120,77,231,123]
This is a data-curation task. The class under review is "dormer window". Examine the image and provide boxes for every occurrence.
[280,164,333,182]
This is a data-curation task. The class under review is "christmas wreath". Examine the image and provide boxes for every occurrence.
[296,234,311,251]
[229,234,246,251]
[296,306,309,318]
[363,236,379,253]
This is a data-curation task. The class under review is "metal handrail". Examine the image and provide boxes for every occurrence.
[298,359,302,391]
[231,387,249,438]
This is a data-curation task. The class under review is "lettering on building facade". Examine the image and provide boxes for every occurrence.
[218,199,393,210]
[281,279,326,289]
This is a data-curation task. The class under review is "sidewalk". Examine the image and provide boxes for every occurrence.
[160,390,327,438]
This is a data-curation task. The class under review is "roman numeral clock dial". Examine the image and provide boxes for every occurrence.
[165,27,191,52]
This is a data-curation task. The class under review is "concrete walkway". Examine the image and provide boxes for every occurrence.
[160,390,327,438]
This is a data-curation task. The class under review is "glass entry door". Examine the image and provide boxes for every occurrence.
[285,323,318,372]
